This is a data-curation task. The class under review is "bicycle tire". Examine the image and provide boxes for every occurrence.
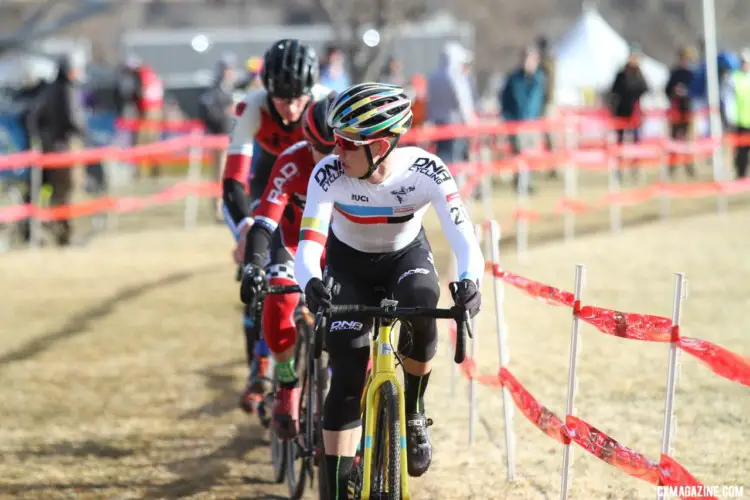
[370,381,401,500]
[315,349,330,499]
[269,368,287,484]
[287,318,311,499]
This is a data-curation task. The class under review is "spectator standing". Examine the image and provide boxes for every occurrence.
[320,44,351,93]
[408,73,428,129]
[30,56,87,246]
[12,73,47,244]
[198,54,237,220]
[235,56,263,92]
[427,41,477,171]
[608,45,649,181]
[114,55,165,180]
[536,35,558,178]
[500,46,546,194]
[665,46,696,178]
[380,56,406,87]
[81,88,108,194]
[725,49,750,179]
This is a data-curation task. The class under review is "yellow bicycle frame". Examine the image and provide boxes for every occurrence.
[359,299,410,500]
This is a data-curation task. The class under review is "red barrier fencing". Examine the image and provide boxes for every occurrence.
[449,325,719,499]
[5,109,750,174]
[0,182,220,224]
[493,267,750,386]
[3,111,750,234]
[446,220,747,499]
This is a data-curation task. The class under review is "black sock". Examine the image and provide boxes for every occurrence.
[404,371,431,414]
[325,454,355,499]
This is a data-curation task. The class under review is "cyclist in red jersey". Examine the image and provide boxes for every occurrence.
[221,39,330,414]
[239,94,336,437]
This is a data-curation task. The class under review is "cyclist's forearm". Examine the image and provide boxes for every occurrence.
[453,237,485,283]
[294,240,324,290]
[244,224,272,267]
[222,178,252,240]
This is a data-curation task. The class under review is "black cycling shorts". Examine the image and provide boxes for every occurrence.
[324,227,441,359]
[322,228,441,431]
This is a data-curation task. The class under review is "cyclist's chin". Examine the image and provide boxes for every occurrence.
[340,160,364,177]
[280,110,303,123]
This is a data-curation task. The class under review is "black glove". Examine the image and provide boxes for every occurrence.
[305,277,332,314]
[451,279,481,317]
[240,264,265,305]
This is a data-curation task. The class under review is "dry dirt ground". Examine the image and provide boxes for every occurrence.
[0,167,748,499]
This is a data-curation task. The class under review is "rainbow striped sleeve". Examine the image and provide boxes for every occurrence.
[300,216,329,245]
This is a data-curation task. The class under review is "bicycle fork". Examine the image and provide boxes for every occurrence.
[360,317,410,499]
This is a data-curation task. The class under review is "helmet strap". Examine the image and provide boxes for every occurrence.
[359,135,400,180]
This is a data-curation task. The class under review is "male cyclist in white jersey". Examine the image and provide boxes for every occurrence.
[222,39,331,414]
[294,82,485,498]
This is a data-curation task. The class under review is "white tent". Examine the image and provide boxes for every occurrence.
[552,6,670,108]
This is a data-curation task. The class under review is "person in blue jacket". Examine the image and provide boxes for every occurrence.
[500,46,546,193]
[690,44,740,132]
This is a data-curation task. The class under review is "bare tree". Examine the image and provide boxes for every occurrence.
[311,0,427,82]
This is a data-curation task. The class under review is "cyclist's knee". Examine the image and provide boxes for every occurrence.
[261,284,299,354]
[323,345,369,431]
[393,271,440,309]
[392,273,439,363]
[397,319,438,363]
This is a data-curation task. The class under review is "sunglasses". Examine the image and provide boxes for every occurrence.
[333,131,382,151]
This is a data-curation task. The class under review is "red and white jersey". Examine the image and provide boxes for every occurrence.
[253,141,316,253]
[223,84,332,184]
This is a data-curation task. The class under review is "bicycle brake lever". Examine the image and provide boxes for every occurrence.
[312,277,336,333]
[463,309,473,339]
[448,281,459,302]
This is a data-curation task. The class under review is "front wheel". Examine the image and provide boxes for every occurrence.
[370,381,401,500]
[315,351,331,499]
[269,367,286,484]
[270,427,287,483]
[287,319,311,499]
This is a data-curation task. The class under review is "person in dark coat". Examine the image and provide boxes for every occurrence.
[609,45,649,181]
[30,55,86,246]
[665,46,696,178]
[198,54,237,220]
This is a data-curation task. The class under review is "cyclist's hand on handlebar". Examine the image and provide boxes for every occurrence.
[305,277,332,314]
[240,264,265,305]
[451,279,481,317]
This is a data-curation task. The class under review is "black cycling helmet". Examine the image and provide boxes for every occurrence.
[303,91,337,154]
[262,39,319,99]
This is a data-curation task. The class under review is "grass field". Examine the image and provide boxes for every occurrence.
[0,162,748,499]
